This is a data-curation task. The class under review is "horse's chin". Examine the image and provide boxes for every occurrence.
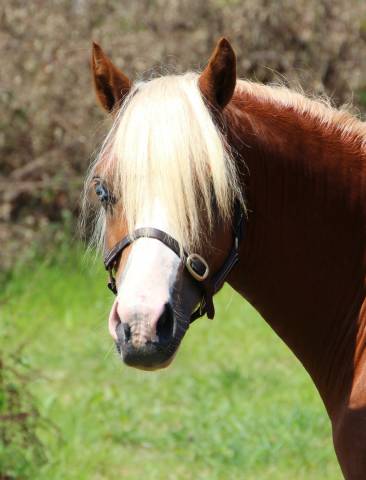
[125,352,177,371]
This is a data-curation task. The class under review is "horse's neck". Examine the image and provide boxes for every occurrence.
[226,88,366,414]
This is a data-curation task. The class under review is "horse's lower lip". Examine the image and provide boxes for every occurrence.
[116,341,176,370]
[123,353,174,371]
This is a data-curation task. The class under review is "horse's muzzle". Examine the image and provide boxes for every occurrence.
[115,303,189,370]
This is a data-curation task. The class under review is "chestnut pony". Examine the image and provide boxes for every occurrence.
[86,38,366,478]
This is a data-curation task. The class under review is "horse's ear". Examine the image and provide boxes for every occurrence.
[198,38,236,110]
[91,42,132,113]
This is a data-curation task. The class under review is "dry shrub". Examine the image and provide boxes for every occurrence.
[0,346,51,479]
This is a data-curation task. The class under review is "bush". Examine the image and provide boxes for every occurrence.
[0,343,50,479]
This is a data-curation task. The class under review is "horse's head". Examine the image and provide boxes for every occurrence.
[86,38,244,370]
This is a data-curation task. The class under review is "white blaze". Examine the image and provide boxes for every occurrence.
[113,200,180,341]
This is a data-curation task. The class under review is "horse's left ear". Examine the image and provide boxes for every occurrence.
[198,38,236,110]
[91,42,132,113]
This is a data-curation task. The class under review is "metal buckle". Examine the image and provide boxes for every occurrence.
[186,253,209,282]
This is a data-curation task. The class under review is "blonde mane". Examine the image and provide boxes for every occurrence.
[84,74,365,252]
[85,73,243,251]
[236,79,366,148]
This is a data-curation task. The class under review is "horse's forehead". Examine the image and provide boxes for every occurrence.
[95,145,117,174]
[135,198,173,231]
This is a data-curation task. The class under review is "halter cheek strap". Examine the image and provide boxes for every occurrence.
[103,203,245,323]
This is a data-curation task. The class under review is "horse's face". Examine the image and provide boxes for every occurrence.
[90,38,238,370]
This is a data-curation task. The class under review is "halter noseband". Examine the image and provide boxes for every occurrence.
[103,203,245,323]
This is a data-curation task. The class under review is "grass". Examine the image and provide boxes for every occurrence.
[1,245,342,479]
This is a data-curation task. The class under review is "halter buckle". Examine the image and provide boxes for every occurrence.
[186,253,209,282]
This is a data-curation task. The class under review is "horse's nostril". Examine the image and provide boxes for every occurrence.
[123,323,131,342]
[156,303,174,344]
[115,322,130,347]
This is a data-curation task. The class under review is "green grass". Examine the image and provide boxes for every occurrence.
[1,246,342,479]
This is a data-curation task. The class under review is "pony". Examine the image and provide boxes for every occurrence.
[85,38,366,479]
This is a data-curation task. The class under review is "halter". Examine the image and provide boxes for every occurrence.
[103,202,245,323]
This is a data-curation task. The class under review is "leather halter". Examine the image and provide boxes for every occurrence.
[103,203,245,323]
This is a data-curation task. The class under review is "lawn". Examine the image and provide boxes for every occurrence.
[1,245,342,479]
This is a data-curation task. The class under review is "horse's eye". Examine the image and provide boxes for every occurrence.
[94,178,113,206]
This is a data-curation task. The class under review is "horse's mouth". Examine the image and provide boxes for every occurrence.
[116,342,177,371]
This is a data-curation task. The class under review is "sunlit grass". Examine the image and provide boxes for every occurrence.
[1,246,342,479]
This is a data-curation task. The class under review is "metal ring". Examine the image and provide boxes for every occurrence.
[186,253,210,282]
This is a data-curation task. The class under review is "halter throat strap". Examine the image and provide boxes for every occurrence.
[103,203,245,323]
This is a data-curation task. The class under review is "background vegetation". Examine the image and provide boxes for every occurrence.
[1,0,365,478]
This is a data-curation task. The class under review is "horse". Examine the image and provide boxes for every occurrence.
[85,38,366,479]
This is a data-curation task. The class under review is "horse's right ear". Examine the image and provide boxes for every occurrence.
[91,42,132,113]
